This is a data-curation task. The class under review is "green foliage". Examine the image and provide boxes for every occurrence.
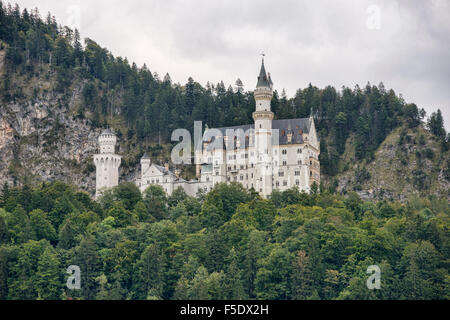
[2,3,445,179]
[0,182,448,300]
[143,185,168,221]
[0,4,449,300]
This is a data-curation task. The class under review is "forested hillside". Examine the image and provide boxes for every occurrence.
[0,182,448,300]
[0,1,449,198]
[0,2,449,302]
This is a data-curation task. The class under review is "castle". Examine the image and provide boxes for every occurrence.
[95,58,320,198]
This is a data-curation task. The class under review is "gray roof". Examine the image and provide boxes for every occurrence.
[101,128,114,135]
[141,152,150,159]
[154,164,176,177]
[256,59,270,88]
[204,118,311,148]
[273,118,311,145]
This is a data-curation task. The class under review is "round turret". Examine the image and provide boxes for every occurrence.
[98,129,117,154]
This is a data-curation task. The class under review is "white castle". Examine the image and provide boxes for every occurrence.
[95,58,320,198]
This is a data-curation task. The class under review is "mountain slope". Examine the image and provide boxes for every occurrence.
[0,2,448,200]
[329,126,449,201]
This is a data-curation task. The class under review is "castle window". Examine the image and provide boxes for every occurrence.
[276,181,279,187]
[283,181,287,186]
[282,161,287,166]
[282,149,287,155]
[296,180,300,186]
[297,148,302,154]
[240,175,244,181]
[278,172,284,177]
[298,160,302,165]
[295,171,300,176]
[216,172,219,176]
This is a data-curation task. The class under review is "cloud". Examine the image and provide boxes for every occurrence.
[13,0,450,129]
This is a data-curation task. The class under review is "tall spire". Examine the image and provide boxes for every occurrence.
[256,55,270,88]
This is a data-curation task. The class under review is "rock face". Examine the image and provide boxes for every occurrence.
[332,126,450,202]
[0,94,100,193]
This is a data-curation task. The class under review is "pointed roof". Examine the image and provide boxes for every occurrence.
[256,58,270,88]
[101,128,114,135]
[141,152,150,159]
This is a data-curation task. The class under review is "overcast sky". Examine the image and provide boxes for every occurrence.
[13,0,450,129]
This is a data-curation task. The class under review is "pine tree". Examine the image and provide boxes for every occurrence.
[291,250,314,299]
[73,236,100,300]
[427,109,446,139]
[224,248,246,299]
[137,244,164,299]
[36,246,61,300]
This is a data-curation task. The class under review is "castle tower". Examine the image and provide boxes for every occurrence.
[141,153,151,176]
[253,57,274,197]
[94,129,121,198]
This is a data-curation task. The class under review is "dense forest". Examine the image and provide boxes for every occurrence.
[1,1,448,181]
[0,181,448,300]
[0,2,449,301]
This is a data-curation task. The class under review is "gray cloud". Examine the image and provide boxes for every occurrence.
[13,0,450,129]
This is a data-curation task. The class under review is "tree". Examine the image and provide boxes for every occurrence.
[112,182,142,211]
[107,201,133,227]
[0,216,9,244]
[0,247,8,299]
[168,187,188,208]
[36,246,61,300]
[7,205,35,243]
[187,266,210,300]
[136,244,164,299]
[143,185,168,221]
[224,248,246,299]
[291,250,315,299]
[427,109,446,139]
[72,236,100,300]
[243,230,265,298]
[29,209,57,242]
[255,245,293,300]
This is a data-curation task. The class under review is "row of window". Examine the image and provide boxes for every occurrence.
[274,180,301,187]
